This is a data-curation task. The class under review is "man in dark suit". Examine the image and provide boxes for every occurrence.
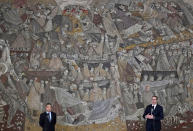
[39,103,56,131]
[143,96,164,131]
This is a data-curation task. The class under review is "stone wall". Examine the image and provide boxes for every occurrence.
[1,0,193,130]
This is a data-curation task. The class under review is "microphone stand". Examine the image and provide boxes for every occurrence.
[151,107,155,131]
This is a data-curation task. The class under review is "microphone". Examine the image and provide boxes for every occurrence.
[151,106,154,115]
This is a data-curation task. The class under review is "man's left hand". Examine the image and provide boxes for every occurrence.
[146,114,154,119]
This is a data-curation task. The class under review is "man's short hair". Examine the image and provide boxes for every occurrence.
[46,103,52,106]
[152,96,158,100]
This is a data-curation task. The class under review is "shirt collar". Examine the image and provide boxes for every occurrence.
[152,104,157,107]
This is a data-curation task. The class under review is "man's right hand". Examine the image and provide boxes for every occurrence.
[145,114,154,119]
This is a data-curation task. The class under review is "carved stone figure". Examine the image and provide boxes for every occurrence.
[49,53,64,71]
[83,63,90,80]
[142,85,153,107]
[83,89,90,102]
[27,78,44,111]
[89,82,102,102]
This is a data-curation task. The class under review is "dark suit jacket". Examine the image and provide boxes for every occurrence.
[143,104,164,131]
[39,112,56,131]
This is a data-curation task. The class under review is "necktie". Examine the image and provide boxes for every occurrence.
[49,112,51,122]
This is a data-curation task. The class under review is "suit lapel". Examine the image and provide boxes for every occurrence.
[45,112,49,121]
[153,105,159,114]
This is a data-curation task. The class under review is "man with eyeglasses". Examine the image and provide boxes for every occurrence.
[143,96,164,131]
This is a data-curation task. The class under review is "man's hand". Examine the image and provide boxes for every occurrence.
[145,114,154,119]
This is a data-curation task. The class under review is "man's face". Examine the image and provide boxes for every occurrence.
[152,97,157,105]
[46,105,52,112]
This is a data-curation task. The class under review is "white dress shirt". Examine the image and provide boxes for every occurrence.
[46,112,52,121]
[152,104,157,110]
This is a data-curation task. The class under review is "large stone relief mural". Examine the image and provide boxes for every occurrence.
[1,0,193,130]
